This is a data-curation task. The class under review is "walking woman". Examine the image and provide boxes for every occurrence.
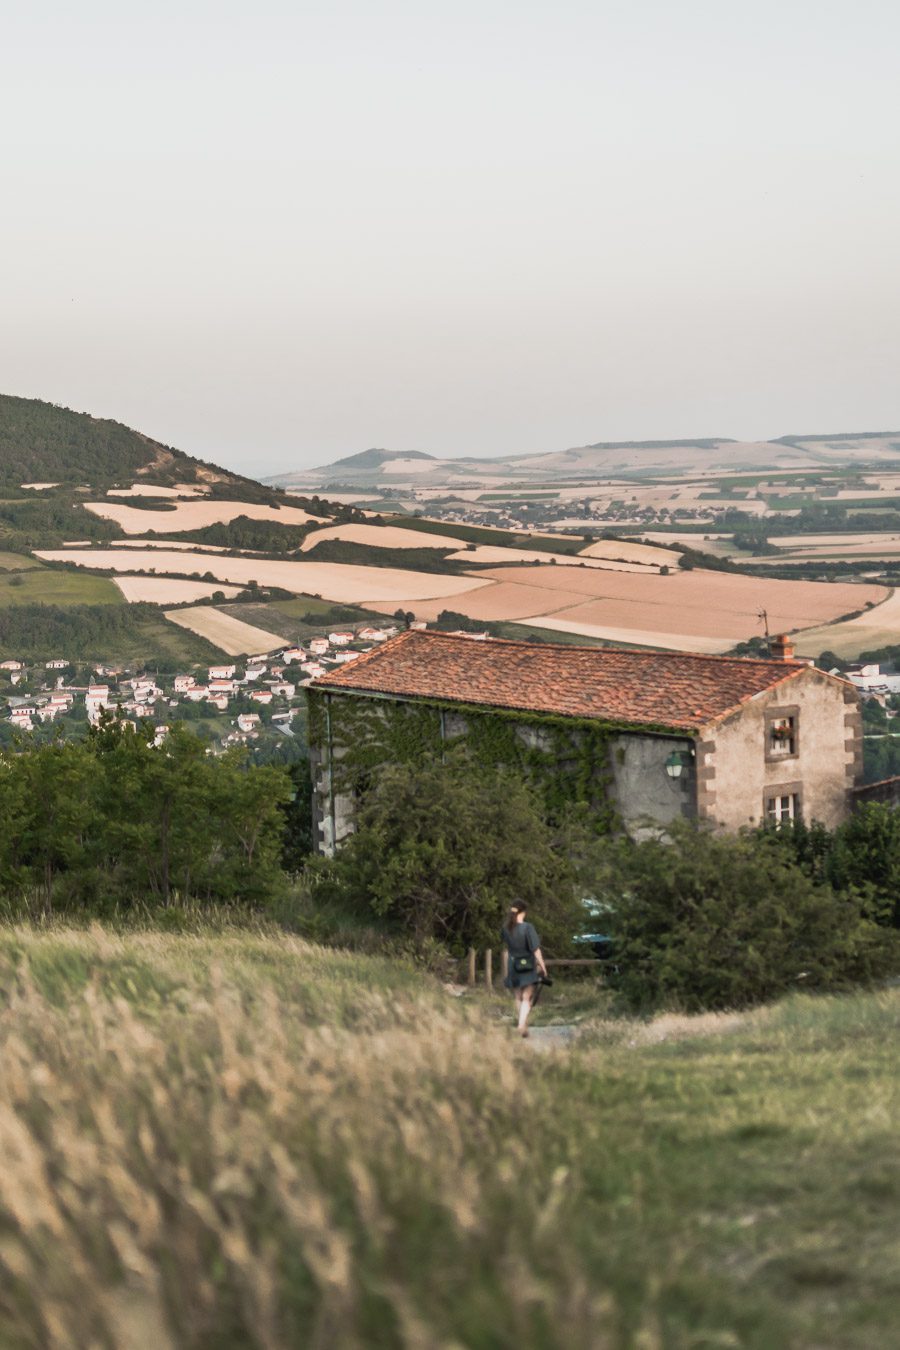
[502,902,548,1038]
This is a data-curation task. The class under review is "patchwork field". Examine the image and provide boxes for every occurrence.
[36,549,492,605]
[367,564,885,650]
[84,499,316,534]
[112,577,241,604]
[165,606,287,655]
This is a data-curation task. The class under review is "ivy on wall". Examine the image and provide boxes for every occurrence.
[308,690,691,834]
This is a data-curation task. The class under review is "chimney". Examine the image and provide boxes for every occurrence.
[771,634,794,661]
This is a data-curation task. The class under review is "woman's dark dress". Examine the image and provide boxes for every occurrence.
[502,921,542,990]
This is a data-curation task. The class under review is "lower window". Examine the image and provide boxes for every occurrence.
[767,792,800,825]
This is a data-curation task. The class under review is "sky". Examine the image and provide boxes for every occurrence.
[1,1,899,476]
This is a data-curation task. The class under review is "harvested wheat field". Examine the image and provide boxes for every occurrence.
[579,538,684,567]
[37,549,491,605]
[517,617,739,653]
[792,590,900,659]
[165,606,286,655]
[444,546,658,572]
[83,499,316,534]
[299,523,469,551]
[370,564,885,646]
[113,576,241,604]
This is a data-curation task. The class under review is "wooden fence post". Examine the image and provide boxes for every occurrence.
[485,948,493,993]
[467,948,476,987]
[500,948,509,982]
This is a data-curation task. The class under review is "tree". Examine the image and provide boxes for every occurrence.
[311,759,583,953]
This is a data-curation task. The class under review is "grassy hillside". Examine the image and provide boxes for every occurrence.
[0,565,122,607]
[0,601,220,665]
[1,924,898,1348]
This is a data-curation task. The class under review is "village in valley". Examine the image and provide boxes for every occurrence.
[0,620,418,751]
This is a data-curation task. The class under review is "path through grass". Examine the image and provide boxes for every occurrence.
[0,926,896,1348]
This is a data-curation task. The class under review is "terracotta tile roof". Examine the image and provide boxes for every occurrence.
[309,631,814,731]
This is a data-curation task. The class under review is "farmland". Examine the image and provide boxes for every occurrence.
[0,567,123,607]
[83,498,316,534]
[367,562,884,651]
[2,924,900,1348]
[35,548,494,605]
[111,576,241,604]
[165,605,288,655]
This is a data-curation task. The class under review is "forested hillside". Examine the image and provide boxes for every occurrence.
[0,393,288,497]
[0,394,192,485]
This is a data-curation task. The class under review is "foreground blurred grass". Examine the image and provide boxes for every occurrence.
[0,926,898,1348]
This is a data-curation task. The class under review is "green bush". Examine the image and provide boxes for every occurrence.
[593,824,900,1011]
[307,758,583,954]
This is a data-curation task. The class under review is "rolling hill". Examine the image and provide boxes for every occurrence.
[268,431,900,489]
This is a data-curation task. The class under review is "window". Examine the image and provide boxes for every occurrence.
[765,707,799,761]
[766,792,800,825]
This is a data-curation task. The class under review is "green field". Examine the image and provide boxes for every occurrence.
[218,596,388,642]
[0,567,123,606]
[0,924,897,1348]
[0,551,43,571]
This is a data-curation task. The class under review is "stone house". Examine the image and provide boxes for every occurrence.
[306,631,861,855]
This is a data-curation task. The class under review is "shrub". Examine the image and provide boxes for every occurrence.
[307,758,583,954]
[593,824,900,1011]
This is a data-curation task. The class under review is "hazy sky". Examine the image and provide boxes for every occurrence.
[2,1,899,475]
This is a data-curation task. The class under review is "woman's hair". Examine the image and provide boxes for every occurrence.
[506,902,527,935]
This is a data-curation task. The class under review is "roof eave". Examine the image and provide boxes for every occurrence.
[307,680,699,736]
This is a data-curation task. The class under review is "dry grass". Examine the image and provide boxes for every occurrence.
[1,928,900,1345]
[0,928,614,1349]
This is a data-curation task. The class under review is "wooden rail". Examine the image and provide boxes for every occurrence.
[465,949,598,987]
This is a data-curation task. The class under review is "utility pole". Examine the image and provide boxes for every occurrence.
[758,609,770,654]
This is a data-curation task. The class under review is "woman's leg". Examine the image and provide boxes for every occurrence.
[517,985,535,1034]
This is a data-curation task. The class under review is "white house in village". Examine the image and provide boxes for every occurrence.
[209,665,236,681]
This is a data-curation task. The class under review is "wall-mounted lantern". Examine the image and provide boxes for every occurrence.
[664,749,692,780]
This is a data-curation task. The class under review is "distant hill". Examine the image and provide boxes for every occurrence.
[267,431,900,489]
[0,394,250,491]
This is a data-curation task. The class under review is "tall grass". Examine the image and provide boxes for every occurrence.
[0,927,899,1347]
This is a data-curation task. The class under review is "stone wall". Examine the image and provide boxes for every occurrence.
[698,668,859,830]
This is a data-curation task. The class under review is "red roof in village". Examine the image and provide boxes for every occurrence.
[309,630,816,731]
